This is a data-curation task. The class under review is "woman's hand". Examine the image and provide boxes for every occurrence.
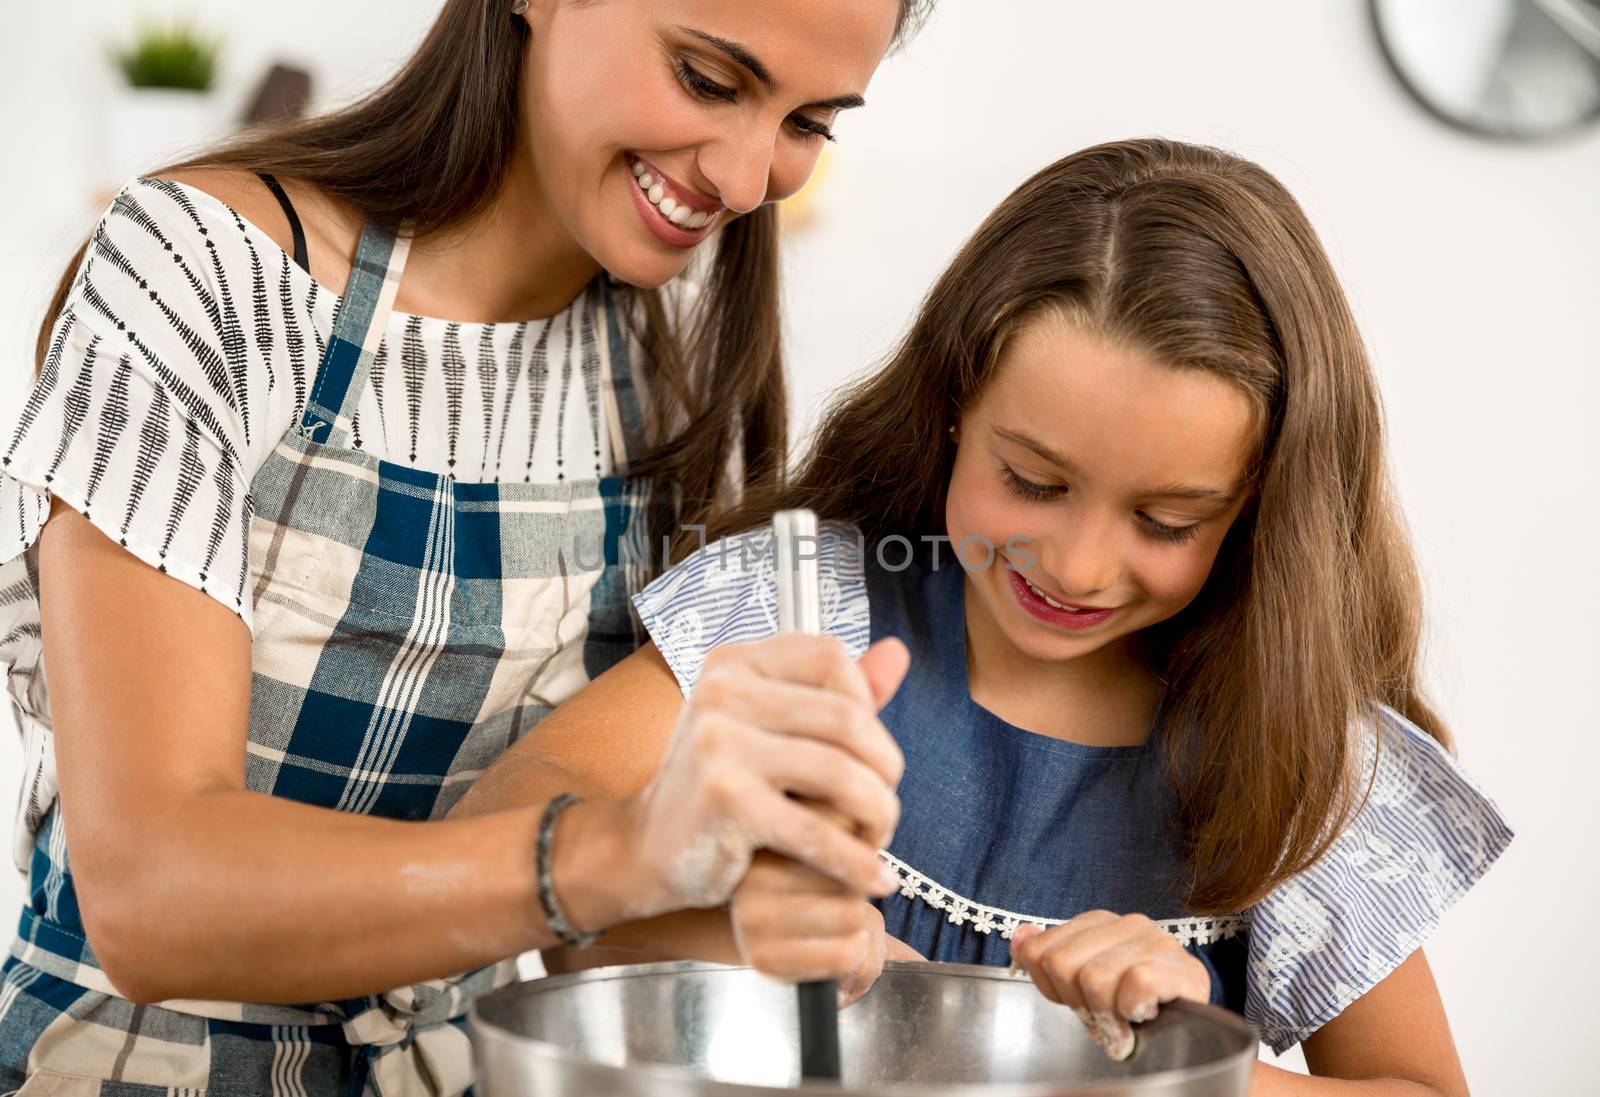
[1009,912,1211,1060]
[730,851,926,1007]
[563,635,910,931]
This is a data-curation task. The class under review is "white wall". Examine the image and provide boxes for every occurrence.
[2,2,1593,1092]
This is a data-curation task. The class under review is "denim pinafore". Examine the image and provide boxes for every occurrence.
[632,521,1514,1056]
[0,218,653,1096]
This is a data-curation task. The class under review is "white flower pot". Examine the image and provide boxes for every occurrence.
[102,86,224,187]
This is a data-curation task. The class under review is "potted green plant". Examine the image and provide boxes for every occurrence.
[104,16,224,184]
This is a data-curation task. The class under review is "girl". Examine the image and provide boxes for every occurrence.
[454,139,1513,1094]
[0,0,929,1092]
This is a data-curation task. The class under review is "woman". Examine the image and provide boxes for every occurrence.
[0,0,928,1092]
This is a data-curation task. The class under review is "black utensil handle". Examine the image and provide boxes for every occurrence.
[798,978,841,1081]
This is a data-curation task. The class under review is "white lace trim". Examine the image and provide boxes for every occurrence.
[880,851,1251,948]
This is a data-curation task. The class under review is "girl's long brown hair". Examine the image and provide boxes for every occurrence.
[718,138,1449,914]
[34,0,932,555]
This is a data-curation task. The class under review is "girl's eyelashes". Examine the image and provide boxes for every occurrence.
[999,464,1065,501]
[1137,512,1201,544]
[1000,464,1202,544]
[673,60,837,143]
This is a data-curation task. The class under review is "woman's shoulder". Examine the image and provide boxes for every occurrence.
[0,172,338,630]
[154,167,300,257]
[141,168,363,293]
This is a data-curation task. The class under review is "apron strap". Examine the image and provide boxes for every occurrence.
[597,278,650,473]
[299,220,412,449]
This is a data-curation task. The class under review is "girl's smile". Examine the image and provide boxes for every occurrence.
[1006,565,1121,631]
[946,309,1257,671]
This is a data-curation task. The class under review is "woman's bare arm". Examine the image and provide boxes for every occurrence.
[452,641,683,811]
[39,500,643,1005]
[451,633,913,987]
[44,497,899,1005]
[451,640,745,963]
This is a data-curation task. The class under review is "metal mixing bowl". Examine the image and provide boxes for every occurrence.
[469,961,1257,1096]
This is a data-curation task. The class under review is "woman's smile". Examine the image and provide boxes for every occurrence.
[626,154,725,246]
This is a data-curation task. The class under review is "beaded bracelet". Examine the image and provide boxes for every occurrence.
[535,792,602,949]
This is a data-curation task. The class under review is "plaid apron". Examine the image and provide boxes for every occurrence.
[1,220,654,1096]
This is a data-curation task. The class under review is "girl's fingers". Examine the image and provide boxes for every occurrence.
[1012,910,1122,983]
[1073,1007,1137,1061]
[737,891,867,939]
[1112,956,1202,1023]
[1014,913,1177,1013]
[883,933,927,963]
[744,930,875,986]
[1070,937,1169,1015]
[740,851,848,896]
[839,925,888,1008]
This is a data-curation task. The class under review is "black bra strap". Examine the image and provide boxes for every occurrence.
[257,171,310,273]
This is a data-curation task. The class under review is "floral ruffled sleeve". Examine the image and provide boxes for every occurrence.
[631,520,871,696]
[1246,707,1514,1053]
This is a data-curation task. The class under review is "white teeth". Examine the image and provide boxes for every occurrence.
[1027,577,1073,611]
[633,163,717,230]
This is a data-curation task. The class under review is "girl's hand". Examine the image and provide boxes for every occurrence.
[730,851,926,1007]
[1009,912,1211,1060]
[611,635,910,923]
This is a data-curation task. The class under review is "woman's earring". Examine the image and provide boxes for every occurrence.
[511,0,529,13]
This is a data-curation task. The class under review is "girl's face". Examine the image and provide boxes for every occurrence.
[945,311,1258,671]
[521,0,899,288]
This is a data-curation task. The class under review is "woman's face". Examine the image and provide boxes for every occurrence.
[944,311,1258,671]
[521,0,900,288]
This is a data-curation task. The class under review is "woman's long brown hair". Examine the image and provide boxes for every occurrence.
[33,0,933,558]
[717,138,1449,914]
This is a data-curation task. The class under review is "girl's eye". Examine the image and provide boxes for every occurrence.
[675,61,736,103]
[1000,465,1065,501]
[1138,512,1201,545]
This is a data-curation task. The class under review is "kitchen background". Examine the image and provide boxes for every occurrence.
[1,1,1594,1091]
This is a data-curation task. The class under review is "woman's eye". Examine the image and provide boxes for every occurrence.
[1000,465,1064,500]
[675,61,736,103]
[1138,512,1201,544]
[789,115,836,143]
[675,59,834,142]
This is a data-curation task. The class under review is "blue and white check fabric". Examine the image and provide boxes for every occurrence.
[633,522,1514,1055]
[0,213,654,1094]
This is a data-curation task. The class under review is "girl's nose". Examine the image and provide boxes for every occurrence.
[1043,526,1119,599]
[696,129,779,216]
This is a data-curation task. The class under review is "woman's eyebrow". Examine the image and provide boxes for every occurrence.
[679,27,868,111]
